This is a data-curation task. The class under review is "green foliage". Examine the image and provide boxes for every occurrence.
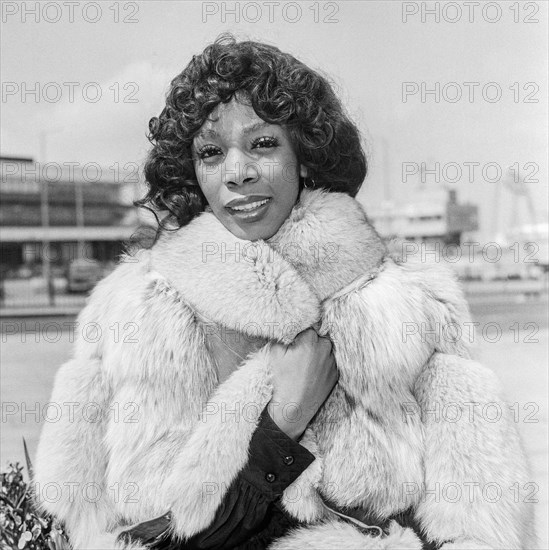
[1,463,71,550]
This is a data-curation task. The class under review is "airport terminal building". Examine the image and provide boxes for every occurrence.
[0,156,149,278]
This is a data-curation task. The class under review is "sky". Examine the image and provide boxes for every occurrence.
[1,0,548,241]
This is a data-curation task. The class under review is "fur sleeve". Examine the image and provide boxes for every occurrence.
[33,356,117,548]
[320,256,473,404]
[318,255,535,547]
[412,353,536,549]
[34,252,275,548]
[33,256,145,549]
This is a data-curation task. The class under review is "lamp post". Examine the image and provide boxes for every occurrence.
[75,175,85,259]
[39,128,62,305]
[39,131,52,304]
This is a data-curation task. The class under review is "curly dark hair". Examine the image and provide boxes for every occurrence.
[137,33,367,230]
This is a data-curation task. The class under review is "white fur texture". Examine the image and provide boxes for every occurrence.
[268,519,423,550]
[439,540,498,550]
[34,189,534,548]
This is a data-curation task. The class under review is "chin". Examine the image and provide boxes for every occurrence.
[220,216,280,242]
[235,226,276,242]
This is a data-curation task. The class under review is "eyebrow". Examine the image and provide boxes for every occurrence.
[194,120,272,141]
[242,121,270,134]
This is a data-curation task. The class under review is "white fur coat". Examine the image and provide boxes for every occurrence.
[34,189,535,549]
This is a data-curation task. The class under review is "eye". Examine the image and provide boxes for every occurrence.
[251,136,279,149]
[197,145,223,160]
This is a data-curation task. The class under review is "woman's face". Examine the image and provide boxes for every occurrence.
[192,97,307,241]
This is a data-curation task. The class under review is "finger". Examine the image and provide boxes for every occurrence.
[295,328,317,343]
[311,321,322,333]
[318,335,333,348]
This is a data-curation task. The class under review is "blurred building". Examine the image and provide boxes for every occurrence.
[0,156,147,277]
[368,185,547,280]
[368,188,479,245]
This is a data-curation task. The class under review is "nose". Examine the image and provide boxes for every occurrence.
[222,148,260,186]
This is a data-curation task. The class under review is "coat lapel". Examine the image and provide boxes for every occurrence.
[150,209,320,345]
[149,189,387,345]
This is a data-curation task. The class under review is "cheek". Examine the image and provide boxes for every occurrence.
[195,163,220,199]
[271,163,299,215]
[271,154,300,189]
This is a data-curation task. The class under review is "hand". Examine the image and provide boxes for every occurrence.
[268,327,338,440]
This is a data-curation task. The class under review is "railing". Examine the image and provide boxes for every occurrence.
[1,273,547,315]
[0,277,88,312]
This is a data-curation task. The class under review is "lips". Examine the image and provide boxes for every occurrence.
[228,198,271,212]
[225,195,273,223]
[225,195,272,211]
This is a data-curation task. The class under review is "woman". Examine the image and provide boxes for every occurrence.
[34,36,535,549]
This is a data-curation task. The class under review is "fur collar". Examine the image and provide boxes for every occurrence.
[149,189,387,344]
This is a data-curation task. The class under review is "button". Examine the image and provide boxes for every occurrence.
[283,455,294,465]
[265,473,276,483]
